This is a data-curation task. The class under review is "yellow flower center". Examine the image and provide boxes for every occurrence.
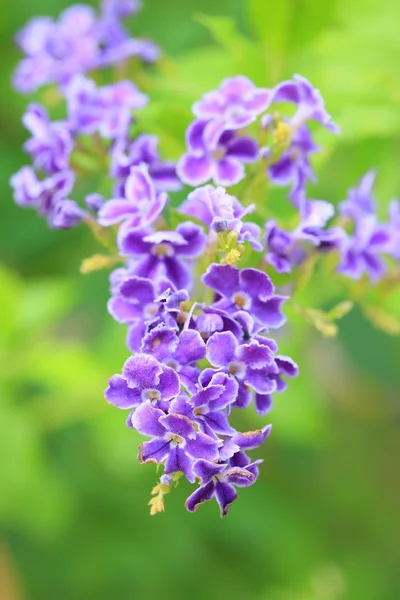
[273,122,292,148]
[222,248,242,266]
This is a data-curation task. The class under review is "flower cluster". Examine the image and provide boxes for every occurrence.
[13,0,159,93]
[11,1,400,516]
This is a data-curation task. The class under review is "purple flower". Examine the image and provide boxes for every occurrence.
[265,199,344,273]
[66,75,147,139]
[388,200,400,259]
[193,75,271,129]
[179,184,251,226]
[108,274,161,326]
[207,331,286,414]
[85,193,105,212]
[13,6,98,92]
[338,215,392,282]
[107,273,191,352]
[177,120,258,187]
[118,221,206,289]
[97,0,160,65]
[51,199,86,229]
[267,125,319,203]
[185,459,259,516]
[132,403,220,482]
[22,104,72,174]
[271,74,339,133]
[105,353,180,416]
[98,164,167,229]
[101,0,142,19]
[111,134,180,194]
[253,355,299,414]
[13,3,159,93]
[202,264,287,329]
[10,166,75,222]
[339,170,376,220]
[169,370,238,438]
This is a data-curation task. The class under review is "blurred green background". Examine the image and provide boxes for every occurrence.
[1,1,400,599]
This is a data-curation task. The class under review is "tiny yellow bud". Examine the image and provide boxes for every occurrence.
[273,122,292,148]
[80,254,119,274]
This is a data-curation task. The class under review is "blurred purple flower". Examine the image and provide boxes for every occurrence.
[22,104,73,174]
[193,75,271,129]
[66,75,147,139]
[98,164,167,229]
[13,3,159,93]
[111,134,180,194]
[271,74,339,133]
[177,120,258,187]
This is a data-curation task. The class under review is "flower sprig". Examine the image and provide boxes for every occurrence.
[10,0,400,516]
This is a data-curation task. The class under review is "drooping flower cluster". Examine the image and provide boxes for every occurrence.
[11,1,400,515]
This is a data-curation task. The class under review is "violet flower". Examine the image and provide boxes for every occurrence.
[265,199,344,274]
[185,459,259,516]
[118,221,206,289]
[132,403,220,482]
[193,75,271,129]
[66,75,148,139]
[267,124,319,204]
[169,370,239,438]
[339,170,376,220]
[22,104,73,174]
[10,167,75,224]
[177,119,258,187]
[105,353,180,417]
[111,134,180,194]
[206,330,292,414]
[203,264,287,329]
[271,74,339,133]
[98,164,167,229]
[338,215,392,282]
[179,185,251,226]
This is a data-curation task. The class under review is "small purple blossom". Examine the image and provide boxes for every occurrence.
[170,370,238,438]
[10,166,75,225]
[98,164,167,229]
[388,200,400,259]
[22,104,73,174]
[267,124,319,204]
[66,75,147,139]
[177,119,258,187]
[111,134,180,194]
[105,353,180,415]
[338,215,392,282]
[265,199,344,273]
[185,459,260,516]
[132,403,220,483]
[271,74,339,133]
[193,75,271,129]
[118,221,206,289]
[203,264,287,329]
[339,170,376,220]
[206,331,294,414]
